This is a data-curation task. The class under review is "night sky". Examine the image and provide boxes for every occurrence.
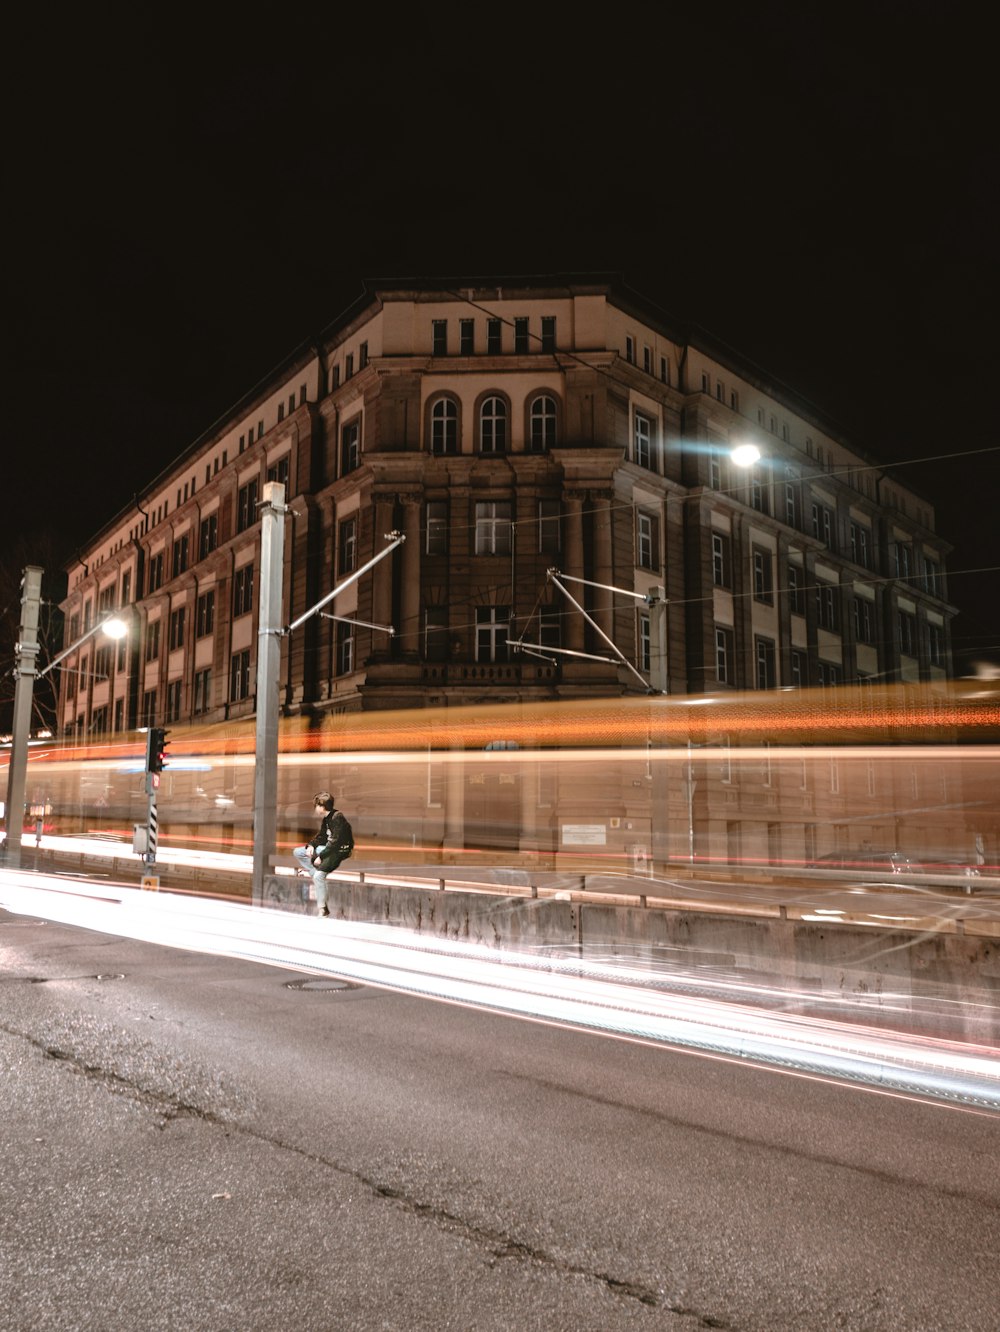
[3,6,996,670]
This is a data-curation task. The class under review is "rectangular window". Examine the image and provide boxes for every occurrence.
[358,342,368,370]
[474,501,513,556]
[816,580,839,631]
[332,364,340,389]
[266,455,290,488]
[784,479,797,528]
[114,698,125,733]
[166,679,182,723]
[148,552,164,594]
[812,502,834,548]
[426,501,448,556]
[341,419,361,474]
[475,606,509,663]
[755,636,776,690]
[278,402,285,422]
[237,477,260,533]
[853,597,874,644]
[514,317,529,353]
[336,622,355,675]
[790,649,805,687]
[168,607,185,651]
[432,320,448,355]
[193,668,212,715]
[539,606,561,649]
[233,565,253,617]
[898,610,917,656]
[660,357,669,385]
[928,622,945,666]
[730,389,739,411]
[541,316,556,352]
[199,513,218,559]
[141,689,157,729]
[172,534,189,579]
[459,318,474,354]
[644,346,653,375]
[850,522,871,569]
[538,500,561,555]
[712,532,731,588]
[709,451,722,490]
[625,335,635,364]
[344,353,354,380]
[634,412,654,470]
[894,542,913,581]
[338,516,358,574]
[787,564,805,616]
[817,661,840,687]
[753,548,773,603]
[196,590,215,638]
[229,649,251,702]
[715,627,734,684]
[424,607,449,661]
[121,570,132,604]
[638,613,651,673]
[924,556,941,596]
[636,511,659,571]
[145,619,160,662]
[486,318,501,353]
[750,466,769,514]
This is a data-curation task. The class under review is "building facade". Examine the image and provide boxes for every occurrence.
[59,276,954,738]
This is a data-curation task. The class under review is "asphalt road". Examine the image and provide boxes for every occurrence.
[2,906,999,1332]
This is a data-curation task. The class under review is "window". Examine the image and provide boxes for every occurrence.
[199,513,218,559]
[715,627,734,684]
[817,660,840,687]
[336,622,354,675]
[141,689,157,729]
[928,622,945,666]
[709,450,722,490]
[145,619,160,662]
[816,579,839,631]
[114,698,125,732]
[230,649,251,702]
[121,570,132,604]
[660,357,669,385]
[233,565,253,617]
[754,636,776,690]
[752,548,773,603]
[539,606,561,649]
[332,364,341,389]
[193,668,212,715]
[475,501,513,555]
[854,597,875,644]
[432,319,448,355]
[172,534,189,579]
[479,396,507,452]
[148,551,164,594]
[487,318,501,354]
[850,521,871,569]
[459,319,474,354]
[514,317,529,353]
[784,478,798,528]
[541,316,556,352]
[529,395,557,451]
[341,419,361,474]
[625,335,635,364]
[424,607,449,661]
[476,606,509,663]
[278,402,284,422]
[425,501,448,556]
[430,397,458,454]
[712,532,731,588]
[787,565,805,616]
[636,511,659,571]
[924,556,942,596]
[645,347,653,375]
[638,613,651,672]
[196,590,215,638]
[166,679,182,723]
[633,412,654,470]
[790,649,805,687]
[730,390,739,411]
[750,466,769,514]
[168,607,185,651]
[116,634,127,671]
[344,353,354,380]
[812,503,834,548]
[338,516,358,575]
[237,477,259,533]
[267,455,290,488]
[898,610,917,656]
[538,499,561,554]
[358,342,368,370]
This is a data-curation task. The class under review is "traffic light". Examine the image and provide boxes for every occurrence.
[145,726,170,774]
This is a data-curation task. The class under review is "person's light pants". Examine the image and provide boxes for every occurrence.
[293,845,328,910]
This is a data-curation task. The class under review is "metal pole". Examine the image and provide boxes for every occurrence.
[252,481,286,907]
[5,566,43,869]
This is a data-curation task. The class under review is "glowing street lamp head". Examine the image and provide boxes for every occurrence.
[730,442,762,468]
[101,617,128,640]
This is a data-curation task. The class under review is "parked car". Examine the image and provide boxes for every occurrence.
[807,850,913,873]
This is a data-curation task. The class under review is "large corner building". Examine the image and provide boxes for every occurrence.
[60,275,954,736]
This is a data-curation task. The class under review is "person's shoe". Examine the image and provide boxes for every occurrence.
[318,905,330,917]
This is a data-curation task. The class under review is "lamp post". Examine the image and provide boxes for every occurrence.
[3,572,127,869]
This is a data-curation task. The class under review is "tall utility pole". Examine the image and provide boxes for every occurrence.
[251,481,286,906]
[5,566,43,869]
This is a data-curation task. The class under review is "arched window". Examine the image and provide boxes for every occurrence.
[430,397,458,455]
[479,396,508,453]
[529,395,557,452]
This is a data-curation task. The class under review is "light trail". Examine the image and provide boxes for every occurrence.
[3,869,1000,1115]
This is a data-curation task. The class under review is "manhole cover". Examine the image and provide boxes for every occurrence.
[285,977,356,992]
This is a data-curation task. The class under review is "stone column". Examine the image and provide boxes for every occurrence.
[399,494,422,655]
[563,494,585,651]
[591,489,614,642]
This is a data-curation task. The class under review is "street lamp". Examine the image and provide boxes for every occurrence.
[3,568,129,869]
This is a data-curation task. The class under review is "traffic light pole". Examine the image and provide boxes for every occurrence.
[4,566,44,868]
[251,481,286,907]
